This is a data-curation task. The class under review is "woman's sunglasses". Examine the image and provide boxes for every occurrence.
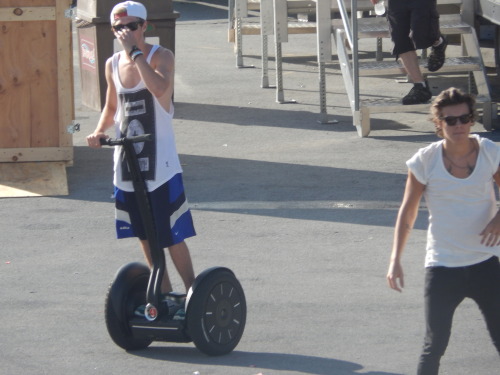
[439,113,473,126]
[112,21,143,32]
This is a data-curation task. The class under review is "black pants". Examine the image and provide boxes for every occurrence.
[417,256,500,374]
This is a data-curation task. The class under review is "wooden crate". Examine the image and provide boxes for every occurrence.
[0,0,74,196]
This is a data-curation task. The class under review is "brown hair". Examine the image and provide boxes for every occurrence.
[430,87,476,138]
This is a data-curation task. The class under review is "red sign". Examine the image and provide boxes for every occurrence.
[79,35,96,72]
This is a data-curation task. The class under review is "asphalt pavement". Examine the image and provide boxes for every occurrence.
[1,1,500,374]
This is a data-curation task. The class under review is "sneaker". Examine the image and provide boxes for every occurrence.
[172,308,186,321]
[163,292,186,305]
[163,292,187,320]
[427,36,448,72]
[164,298,183,317]
[402,83,432,105]
[134,304,146,317]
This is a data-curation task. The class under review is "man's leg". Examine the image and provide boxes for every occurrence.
[399,50,424,83]
[470,257,500,355]
[417,267,465,375]
[168,241,195,292]
[399,51,432,105]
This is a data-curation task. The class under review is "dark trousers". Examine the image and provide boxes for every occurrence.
[417,256,500,375]
[387,0,440,57]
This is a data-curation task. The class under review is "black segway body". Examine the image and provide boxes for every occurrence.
[101,135,246,355]
[105,263,246,355]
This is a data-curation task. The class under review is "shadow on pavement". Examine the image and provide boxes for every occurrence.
[66,147,428,230]
[174,102,415,133]
[174,0,229,21]
[129,347,403,375]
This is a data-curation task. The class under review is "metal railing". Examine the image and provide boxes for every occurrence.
[337,0,360,114]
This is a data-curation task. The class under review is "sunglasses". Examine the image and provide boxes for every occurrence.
[439,113,473,126]
[112,21,143,32]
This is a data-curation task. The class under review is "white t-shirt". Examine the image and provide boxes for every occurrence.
[407,134,500,267]
[111,45,182,192]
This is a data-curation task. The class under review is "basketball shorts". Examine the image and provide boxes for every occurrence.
[114,173,196,248]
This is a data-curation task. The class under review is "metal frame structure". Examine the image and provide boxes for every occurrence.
[316,0,496,137]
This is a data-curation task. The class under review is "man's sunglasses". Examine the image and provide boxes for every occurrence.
[439,113,473,126]
[112,21,143,32]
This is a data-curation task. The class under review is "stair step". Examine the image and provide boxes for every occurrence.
[361,95,491,114]
[333,14,472,39]
[362,99,429,114]
[359,56,482,76]
[245,0,375,13]
[240,6,468,37]
[240,21,316,35]
[244,0,461,12]
[239,0,376,35]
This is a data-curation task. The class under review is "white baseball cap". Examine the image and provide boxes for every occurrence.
[110,1,147,24]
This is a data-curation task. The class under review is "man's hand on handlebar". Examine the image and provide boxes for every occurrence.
[86,132,109,148]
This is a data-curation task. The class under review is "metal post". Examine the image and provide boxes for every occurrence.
[262,34,270,87]
[352,0,359,113]
[274,0,288,103]
[275,41,285,102]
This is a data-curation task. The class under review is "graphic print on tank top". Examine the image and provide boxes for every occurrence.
[118,88,156,182]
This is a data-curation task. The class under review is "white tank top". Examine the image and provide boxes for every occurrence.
[111,45,182,192]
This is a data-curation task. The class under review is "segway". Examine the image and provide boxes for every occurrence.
[100,135,246,355]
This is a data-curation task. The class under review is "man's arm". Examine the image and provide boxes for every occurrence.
[387,170,425,292]
[113,24,174,108]
[479,166,500,246]
[86,58,117,148]
[134,47,174,110]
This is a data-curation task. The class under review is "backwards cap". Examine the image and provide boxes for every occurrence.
[110,1,147,24]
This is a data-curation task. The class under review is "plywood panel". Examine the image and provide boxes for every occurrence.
[0,147,72,162]
[0,75,31,149]
[29,20,59,147]
[0,162,68,197]
[0,20,59,149]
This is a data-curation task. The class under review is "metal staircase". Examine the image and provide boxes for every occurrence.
[317,0,496,137]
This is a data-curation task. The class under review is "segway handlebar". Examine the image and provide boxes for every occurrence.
[99,134,153,147]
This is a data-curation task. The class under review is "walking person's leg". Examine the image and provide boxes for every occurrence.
[417,267,465,375]
[469,257,500,355]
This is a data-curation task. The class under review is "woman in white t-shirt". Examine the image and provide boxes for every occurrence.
[388,87,500,374]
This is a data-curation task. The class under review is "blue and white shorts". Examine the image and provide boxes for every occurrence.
[114,173,196,248]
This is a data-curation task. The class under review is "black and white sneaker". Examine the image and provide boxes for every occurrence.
[427,36,448,72]
[402,83,432,105]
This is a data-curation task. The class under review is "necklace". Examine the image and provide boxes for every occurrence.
[442,139,477,176]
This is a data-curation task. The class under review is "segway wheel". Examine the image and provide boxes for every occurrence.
[104,265,153,350]
[186,268,246,356]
